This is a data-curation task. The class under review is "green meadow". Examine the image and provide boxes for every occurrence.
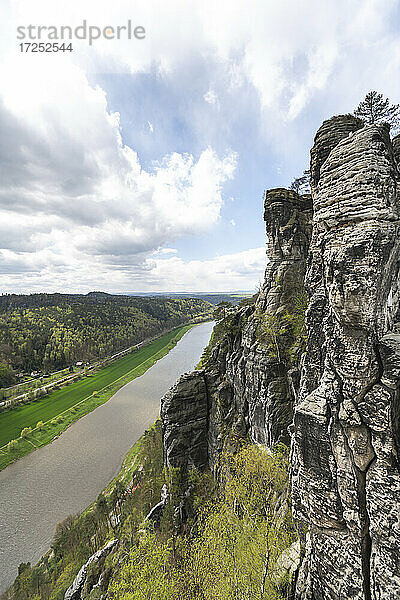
[0,324,194,470]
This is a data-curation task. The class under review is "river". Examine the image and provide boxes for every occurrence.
[0,321,214,593]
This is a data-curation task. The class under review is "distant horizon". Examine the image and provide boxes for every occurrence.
[0,289,254,297]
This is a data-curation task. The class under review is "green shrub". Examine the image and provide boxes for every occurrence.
[109,443,297,600]
[21,427,32,438]
[7,439,18,451]
[36,421,44,430]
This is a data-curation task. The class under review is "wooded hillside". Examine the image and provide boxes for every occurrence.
[0,293,212,386]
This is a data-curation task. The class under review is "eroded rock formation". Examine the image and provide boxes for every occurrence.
[292,120,400,600]
[161,371,208,470]
[160,115,400,599]
[161,188,312,472]
[392,133,400,166]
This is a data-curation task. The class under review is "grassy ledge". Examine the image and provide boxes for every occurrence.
[0,324,195,472]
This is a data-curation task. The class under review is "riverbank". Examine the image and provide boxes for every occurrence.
[0,321,214,594]
[0,324,195,472]
[1,420,164,600]
[2,410,294,600]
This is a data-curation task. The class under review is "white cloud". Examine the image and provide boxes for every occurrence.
[155,248,178,255]
[5,0,399,161]
[287,44,339,120]
[1,0,399,292]
[7,0,400,119]
[0,246,266,294]
[0,55,237,289]
[204,89,218,106]
[147,247,267,292]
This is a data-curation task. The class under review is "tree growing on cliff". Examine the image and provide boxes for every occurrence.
[290,169,310,194]
[354,91,400,128]
[108,444,296,600]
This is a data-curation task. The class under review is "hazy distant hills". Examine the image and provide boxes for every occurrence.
[126,291,253,305]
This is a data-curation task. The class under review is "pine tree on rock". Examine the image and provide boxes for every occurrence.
[354,90,400,129]
[290,169,311,194]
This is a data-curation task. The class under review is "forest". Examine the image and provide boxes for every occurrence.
[0,293,212,386]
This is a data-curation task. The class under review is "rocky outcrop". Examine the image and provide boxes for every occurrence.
[392,133,400,167]
[292,121,400,600]
[160,115,400,599]
[161,188,312,471]
[64,539,117,600]
[205,188,312,468]
[310,114,363,190]
[161,370,208,470]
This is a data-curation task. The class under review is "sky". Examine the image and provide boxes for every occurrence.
[1,0,400,294]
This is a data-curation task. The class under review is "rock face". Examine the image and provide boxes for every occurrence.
[161,188,312,471]
[310,114,363,190]
[160,115,400,599]
[392,133,400,166]
[258,189,312,314]
[161,371,208,470]
[64,539,117,600]
[292,121,400,600]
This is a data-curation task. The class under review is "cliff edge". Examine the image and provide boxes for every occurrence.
[292,119,400,600]
[160,115,400,599]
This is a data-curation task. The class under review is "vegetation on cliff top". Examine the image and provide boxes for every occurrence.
[354,90,400,128]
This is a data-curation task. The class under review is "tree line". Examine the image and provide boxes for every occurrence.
[0,293,213,387]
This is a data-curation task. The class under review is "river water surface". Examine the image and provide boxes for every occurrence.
[0,321,214,593]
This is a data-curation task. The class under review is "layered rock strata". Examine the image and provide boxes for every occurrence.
[160,115,400,600]
[392,133,400,166]
[161,371,209,470]
[310,114,363,191]
[292,120,400,600]
[161,188,312,471]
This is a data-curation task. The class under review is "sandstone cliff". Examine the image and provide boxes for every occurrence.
[160,115,400,599]
[292,118,400,600]
[161,187,312,472]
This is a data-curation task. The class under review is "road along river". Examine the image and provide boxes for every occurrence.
[0,321,214,593]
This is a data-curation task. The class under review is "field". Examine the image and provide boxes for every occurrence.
[0,324,194,469]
